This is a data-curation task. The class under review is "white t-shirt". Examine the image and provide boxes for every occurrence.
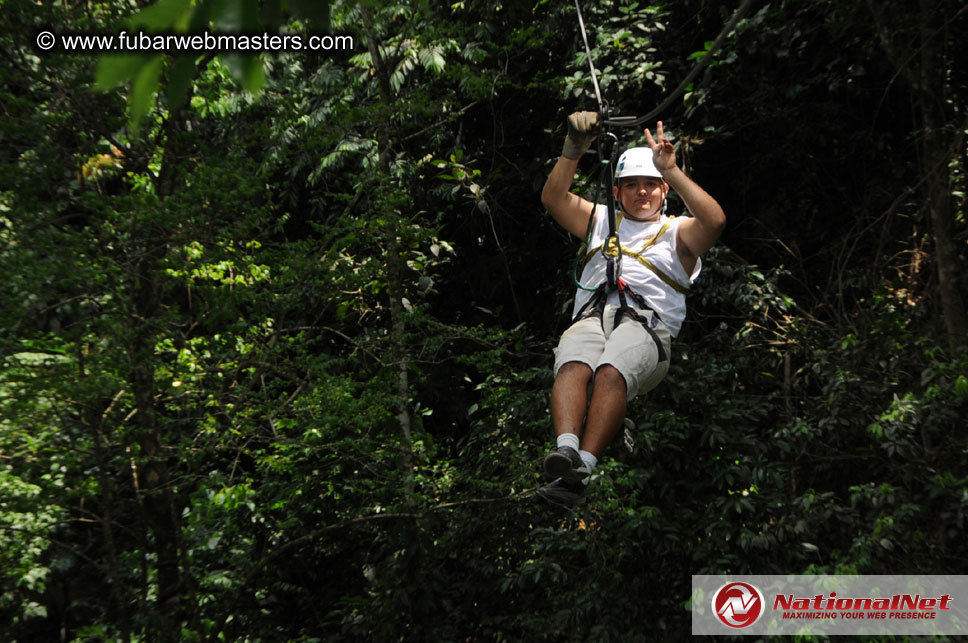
[573,206,701,337]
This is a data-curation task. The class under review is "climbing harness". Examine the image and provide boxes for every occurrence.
[568,0,756,355]
[568,131,678,364]
[582,220,683,289]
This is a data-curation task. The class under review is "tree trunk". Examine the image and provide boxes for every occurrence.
[86,385,132,643]
[126,77,197,642]
[922,110,967,353]
[360,6,417,504]
[917,0,967,352]
[128,229,182,642]
[867,0,968,352]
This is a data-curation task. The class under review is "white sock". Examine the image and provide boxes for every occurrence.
[579,450,598,486]
[556,433,580,452]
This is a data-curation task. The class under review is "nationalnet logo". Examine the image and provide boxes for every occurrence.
[693,575,968,636]
[712,581,765,628]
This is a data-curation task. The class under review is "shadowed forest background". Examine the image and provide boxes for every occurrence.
[2,0,967,640]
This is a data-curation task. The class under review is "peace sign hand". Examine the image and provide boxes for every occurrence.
[644,121,676,174]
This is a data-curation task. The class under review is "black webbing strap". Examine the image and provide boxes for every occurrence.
[572,281,668,363]
[572,283,608,323]
[600,137,622,290]
[615,280,668,363]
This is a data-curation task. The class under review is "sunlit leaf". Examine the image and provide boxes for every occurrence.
[127,55,164,131]
[94,54,149,90]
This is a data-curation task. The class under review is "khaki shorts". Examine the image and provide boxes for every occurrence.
[553,304,672,400]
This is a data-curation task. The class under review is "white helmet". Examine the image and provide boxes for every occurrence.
[615,147,661,181]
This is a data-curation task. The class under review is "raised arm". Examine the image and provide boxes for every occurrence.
[541,156,596,238]
[645,122,726,261]
[541,111,600,239]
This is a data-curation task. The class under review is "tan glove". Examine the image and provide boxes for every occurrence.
[561,110,600,159]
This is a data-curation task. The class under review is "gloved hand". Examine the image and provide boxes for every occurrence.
[561,110,600,160]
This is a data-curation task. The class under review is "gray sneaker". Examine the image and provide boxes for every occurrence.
[537,478,587,508]
[542,446,589,482]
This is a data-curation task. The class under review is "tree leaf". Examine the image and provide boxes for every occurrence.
[167,54,197,109]
[94,54,149,90]
[126,0,193,32]
[127,55,164,132]
[240,56,266,94]
[222,54,266,94]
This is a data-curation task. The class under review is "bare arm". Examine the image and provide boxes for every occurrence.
[541,155,596,239]
[645,122,725,263]
[664,165,726,258]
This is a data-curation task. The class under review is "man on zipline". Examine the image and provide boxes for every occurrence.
[538,111,726,507]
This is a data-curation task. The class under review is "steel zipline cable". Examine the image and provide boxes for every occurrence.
[573,0,605,117]
[573,0,759,127]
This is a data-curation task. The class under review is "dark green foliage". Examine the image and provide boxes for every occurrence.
[1,0,966,640]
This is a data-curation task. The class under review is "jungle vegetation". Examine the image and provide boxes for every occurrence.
[2,0,966,640]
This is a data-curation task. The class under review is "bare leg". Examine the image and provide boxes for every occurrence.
[550,361,593,438]
[579,365,627,457]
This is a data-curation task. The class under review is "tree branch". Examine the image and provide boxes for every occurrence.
[205,490,532,643]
